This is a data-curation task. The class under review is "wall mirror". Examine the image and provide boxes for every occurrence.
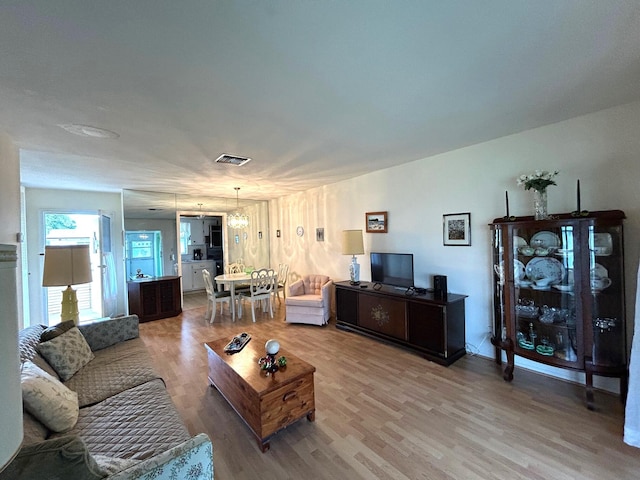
[122,189,270,284]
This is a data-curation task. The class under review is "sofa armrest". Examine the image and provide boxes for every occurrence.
[78,315,140,352]
[288,279,305,297]
[108,433,213,480]
[0,435,104,480]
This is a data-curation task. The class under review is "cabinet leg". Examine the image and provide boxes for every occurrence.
[259,439,270,453]
[307,410,315,422]
[585,371,595,411]
[620,371,629,404]
[503,348,514,382]
[503,364,514,382]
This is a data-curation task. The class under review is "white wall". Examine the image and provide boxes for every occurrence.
[270,100,640,391]
[24,188,126,326]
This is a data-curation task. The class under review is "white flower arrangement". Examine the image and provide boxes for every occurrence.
[517,170,559,192]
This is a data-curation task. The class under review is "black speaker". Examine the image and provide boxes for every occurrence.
[433,275,448,299]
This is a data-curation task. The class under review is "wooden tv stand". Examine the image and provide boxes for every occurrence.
[334,281,467,366]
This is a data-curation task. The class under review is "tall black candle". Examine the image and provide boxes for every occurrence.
[505,190,510,217]
[577,179,581,212]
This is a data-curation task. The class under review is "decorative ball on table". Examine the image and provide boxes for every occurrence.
[265,339,280,355]
[259,339,281,373]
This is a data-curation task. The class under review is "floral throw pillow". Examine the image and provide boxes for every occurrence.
[21,361,79,432]
[37,327,95,381]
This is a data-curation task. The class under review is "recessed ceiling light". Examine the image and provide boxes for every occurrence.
[59,124,120,139]
[215,154,251,166]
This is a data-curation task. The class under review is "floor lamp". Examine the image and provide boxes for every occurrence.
[42,244,93,325]
[342,229,364,285]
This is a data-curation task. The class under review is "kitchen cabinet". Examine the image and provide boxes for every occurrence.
[189,219,205,245]
[489,210,627,409]
[183,261,215,291]
[335,281,467,366]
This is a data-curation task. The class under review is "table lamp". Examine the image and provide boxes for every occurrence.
[42,245,92,325]
[341,229,364,285]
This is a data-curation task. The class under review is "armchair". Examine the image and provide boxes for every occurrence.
[285,274,332,326]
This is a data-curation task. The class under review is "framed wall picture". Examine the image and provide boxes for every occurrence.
[366,211,388,233]
[443,212,471,246]
[316,228,325,242]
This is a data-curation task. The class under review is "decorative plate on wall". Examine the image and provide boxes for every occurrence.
[296,226,304,237]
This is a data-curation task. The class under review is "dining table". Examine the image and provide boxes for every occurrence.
[214,272,251,321]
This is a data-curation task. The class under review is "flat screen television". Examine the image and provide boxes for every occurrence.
[370,252,414,288]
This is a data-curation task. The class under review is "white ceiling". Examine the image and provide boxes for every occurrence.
[2,1,640,202]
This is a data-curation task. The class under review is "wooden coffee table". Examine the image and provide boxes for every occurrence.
[204,336,316,452]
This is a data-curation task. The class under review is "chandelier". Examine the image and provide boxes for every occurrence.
[228,187,249,229]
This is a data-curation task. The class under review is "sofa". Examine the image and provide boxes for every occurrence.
[285,274,332,326]
[2,315,213,480]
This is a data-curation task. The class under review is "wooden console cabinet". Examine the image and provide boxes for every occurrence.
[128,276,182,322]
[335,281,467,365]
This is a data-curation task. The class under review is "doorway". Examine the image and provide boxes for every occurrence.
[43,212,110,325]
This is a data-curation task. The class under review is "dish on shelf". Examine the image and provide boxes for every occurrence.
[494,260,526,284]
[518,246,535,256]
[530,231,561,249]
[513,236,528,253]
[518,339,535,350]
[554,248,573,258]
[590,233,613,256]
[552,284,574,292]
[591,263,608,279]
[532,285,551,290]
[516,279,532,287]
[514,260,526,282]
[536,345,555,356]
[525,257,565,285]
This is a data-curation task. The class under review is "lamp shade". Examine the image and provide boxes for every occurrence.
[42,245,92,287]
[0,244,23,471]
[341,230,364,256]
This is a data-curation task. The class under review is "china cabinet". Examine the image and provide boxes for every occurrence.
[489,210,627,409]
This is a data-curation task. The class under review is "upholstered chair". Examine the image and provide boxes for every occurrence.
[285,274,331,326]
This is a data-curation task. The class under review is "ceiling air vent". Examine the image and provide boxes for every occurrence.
[215,154,252,166]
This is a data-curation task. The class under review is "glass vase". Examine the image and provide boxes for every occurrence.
[533,189,548,220]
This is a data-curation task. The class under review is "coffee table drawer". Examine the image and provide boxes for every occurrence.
[261,373,315,437]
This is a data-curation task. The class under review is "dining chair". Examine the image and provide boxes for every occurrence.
[237,268,276,323]
[225,263,245,274]
[273,263,289,304]
[203,269,232,323]
[225,262,250,291]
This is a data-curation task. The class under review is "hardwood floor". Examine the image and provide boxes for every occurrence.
[139,295,640,479]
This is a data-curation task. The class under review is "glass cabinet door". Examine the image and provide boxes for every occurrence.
[491,226,506,350]
[587,223,625,367]
[511,223,581,368]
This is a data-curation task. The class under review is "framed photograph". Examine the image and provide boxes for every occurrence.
[366,211,388,233]
[316,228,324,242]
[258,231,262,239]
[276,229,281,238]
[443,212,471,246]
